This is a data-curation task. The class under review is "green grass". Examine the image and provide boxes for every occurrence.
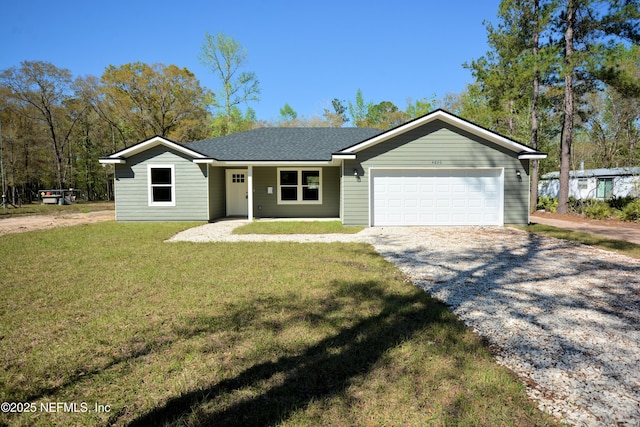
[0,223,558,426]
[233,220,364,234]
[0,201,114,218]
[518,223,640,258]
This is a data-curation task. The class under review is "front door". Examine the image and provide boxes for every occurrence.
[226,169,248,216]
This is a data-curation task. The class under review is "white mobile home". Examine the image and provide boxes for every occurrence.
[539,167,640,200]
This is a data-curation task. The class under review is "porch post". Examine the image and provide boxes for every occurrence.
[247,165,253,222]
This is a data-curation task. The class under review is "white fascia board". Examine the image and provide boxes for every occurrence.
[98,158,126,164]
[193,159,216,164]
[518,153,548,159]
[108,136,206,160]
[340,110,540,155]
[331,154,356,160]
[202,160,336,166]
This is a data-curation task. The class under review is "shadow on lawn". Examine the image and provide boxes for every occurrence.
[125,229,640,426]
[127,280,458,427]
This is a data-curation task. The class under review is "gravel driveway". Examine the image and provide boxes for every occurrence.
[170,222,640,426]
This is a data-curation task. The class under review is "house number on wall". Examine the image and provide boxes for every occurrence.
[430,160,442,165]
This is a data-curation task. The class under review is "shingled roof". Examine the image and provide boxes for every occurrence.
[186,127,382,161]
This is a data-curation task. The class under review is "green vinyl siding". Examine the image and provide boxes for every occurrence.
[208,166,225,220]
[342,121,530,226]
[114,145,208,221]
[252,166,340,218]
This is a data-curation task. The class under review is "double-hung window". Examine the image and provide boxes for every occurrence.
[148,164,175,206]
[277,168,322,204]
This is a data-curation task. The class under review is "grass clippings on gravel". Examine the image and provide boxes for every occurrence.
[519,223,640,258]
[0,222,558,426]
[232,220,364,234]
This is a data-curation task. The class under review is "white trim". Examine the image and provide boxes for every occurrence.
[247,166,254,222]
[276,168,323,205]
[199,160,337,166]
[368,167,504,226]
[331,154,356,160]
[193,159,215,164]
[340,110,543,157]
[340,161,344,224]
[108,136,206,160]
[98,158,126,164]
[518,153,548,159]
[147,164,176,207]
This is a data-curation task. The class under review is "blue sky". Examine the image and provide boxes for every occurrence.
[1,0,501,122]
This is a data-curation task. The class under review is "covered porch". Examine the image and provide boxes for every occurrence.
[204,164,344,222]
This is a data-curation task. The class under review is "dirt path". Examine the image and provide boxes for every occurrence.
[0,210,115,236]
[531,211,640,245]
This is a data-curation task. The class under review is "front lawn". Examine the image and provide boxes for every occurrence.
[0,223,558,426]
[233,220,364,234]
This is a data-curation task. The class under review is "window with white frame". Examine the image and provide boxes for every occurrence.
[277,168,322,204]
[148,164,175,206]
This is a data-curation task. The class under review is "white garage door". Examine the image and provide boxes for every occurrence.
[372,169,503,226]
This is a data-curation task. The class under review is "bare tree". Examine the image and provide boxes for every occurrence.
[1,61,83,189]
[199,32,260,136]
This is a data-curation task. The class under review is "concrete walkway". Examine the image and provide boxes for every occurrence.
[530,215,640,245]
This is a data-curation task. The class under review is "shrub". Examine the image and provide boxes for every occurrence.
[620,200,640,222]
[537,196,557,213]
[569,196,586,214]
[584,201,615,220]
[608,195,637,210]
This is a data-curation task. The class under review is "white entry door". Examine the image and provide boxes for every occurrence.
[226,169,248,216]
[372,169,503,226]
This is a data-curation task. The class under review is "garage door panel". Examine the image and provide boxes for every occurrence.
[468,198,482,208]
[372,169,502,226]
[452,198,466,208]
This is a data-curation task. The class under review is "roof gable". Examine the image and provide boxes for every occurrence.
[99,136,206,163]
[337,109,546,159]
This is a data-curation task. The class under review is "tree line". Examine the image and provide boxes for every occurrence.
[1,0,638,209]
[460,0,639,213]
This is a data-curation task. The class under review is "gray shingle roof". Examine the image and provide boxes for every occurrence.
[186,127,382,161]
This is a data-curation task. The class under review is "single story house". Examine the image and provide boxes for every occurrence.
[99,109,546,226]
[539,167,640,200]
